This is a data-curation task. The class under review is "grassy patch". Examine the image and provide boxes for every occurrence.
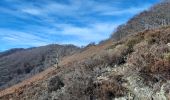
[164,52,170,61]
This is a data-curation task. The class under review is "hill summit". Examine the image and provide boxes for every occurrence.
[112,0,170,40]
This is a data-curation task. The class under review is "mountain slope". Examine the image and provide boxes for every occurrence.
[0,48,24,58]
[112,0,170,40]
[1,26,170,100]
[0,44,80,90]
[1,1,170,100]
[0,40,113,99]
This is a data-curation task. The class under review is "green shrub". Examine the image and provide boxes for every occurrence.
[107,41,124,50]
[124,37,142,55]
[164,52,170,61]
[125,36,143,49]
[146,37,157,44]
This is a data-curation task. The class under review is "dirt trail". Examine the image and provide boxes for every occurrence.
[0,40,112,97]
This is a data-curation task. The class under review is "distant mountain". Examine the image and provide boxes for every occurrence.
[0,48,25,58]
[0,44,80,90]
[112,0,170,40]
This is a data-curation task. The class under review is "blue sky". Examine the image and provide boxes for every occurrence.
[0,0,160,51]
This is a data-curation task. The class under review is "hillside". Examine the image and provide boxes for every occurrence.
[0,44,80,90]
[112,0,170,40]
[1,26,170,100]
[0,39,113,99]
[1,1,170,100]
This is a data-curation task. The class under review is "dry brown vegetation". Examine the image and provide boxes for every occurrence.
[0,40,114,99]
[0,44,80,90]
[112,1,170,40]
[127,27,170,87]
[1,1,170,99]
[0,26,170,100]
[93,75,127,99]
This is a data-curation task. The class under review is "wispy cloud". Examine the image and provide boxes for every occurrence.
[0,28,50,46]
[58,23,119,41]
[100,4,152,16]
[0,0,159,50]
[21,8,42,15]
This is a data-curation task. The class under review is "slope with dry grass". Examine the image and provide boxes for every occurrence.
[0,44,80,90]
[1,1,170,99]
[0,40,113,100]
[112,1,170,40]
[1,26,170,100]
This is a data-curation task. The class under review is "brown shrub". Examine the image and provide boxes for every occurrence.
[145,31,161,44]
[85,46,129,68]
[151,60,170,79]
[144,29,170,44]
[94,76,127,100]
[125,35,143,49]
[48,76,64,92]
[139,59,170,87]
[127,39,170,86]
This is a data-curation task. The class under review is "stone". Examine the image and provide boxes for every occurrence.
[167,43,170,47]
